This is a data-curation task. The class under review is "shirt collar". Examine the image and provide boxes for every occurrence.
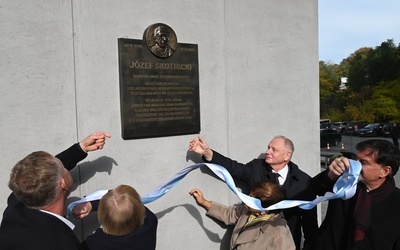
[40,210,75,230]
[273,164,289,177]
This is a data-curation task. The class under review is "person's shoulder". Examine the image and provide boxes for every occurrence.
[393,187,400,197]
[383,186,400,205]
[252,157,266,163]
[250,158,267,167]
[5,193,19,207]
[385,187,400,211]
[288,161,312,179]
[268,212,286,224]
[144,206,158,223]
[86,227,107,238]
[1,196,31,225]
[0,220,80,250]
[262,213,292,234]
[83,227,108,248]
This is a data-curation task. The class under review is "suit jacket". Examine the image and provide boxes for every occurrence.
[204,150,318,249]
[207,202,295,250]
[0,143,87,250]
[82,206,158,250]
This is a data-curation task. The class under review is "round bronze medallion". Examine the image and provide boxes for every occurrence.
[144,23,178,58]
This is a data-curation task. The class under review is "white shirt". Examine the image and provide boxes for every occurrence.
[273,164,289,185]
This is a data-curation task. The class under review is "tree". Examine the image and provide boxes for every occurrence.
[346,47,373,91]
[372,79,400,121]
[320,39,400,122]
[319,61,340,116]
[368,40,399,83]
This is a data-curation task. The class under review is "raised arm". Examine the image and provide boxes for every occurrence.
[189,188,212,210]
[189,136,213,161]
[327,156,350,181]
[310,156,350,196]
[56,132,111,170]
[79,131,111,153]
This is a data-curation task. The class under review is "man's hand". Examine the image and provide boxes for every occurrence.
[327,156,350,180]
[79,132,111,153]
[72,202,92,219]
[189,136,213,161]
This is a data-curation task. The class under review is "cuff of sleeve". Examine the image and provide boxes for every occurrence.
[90,200,100,212]
[319,170,336,190]
[76,143,88,156]
[201,149,213,162]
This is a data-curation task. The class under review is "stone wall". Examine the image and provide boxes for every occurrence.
[0,0,319,248]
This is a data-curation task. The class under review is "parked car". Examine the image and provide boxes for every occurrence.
[358,123,384,137]
[320,123,332,129]
[320,128,342,147]
[320,119,331,124]
[383,123,393,137]
[383,123,400,138]
[345,121,368,135]
[331,122,348,134]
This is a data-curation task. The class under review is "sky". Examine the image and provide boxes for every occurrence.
[319,0,400,64]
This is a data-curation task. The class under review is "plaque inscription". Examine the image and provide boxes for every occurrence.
[118,28,200,139]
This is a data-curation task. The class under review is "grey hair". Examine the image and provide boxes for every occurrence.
[273,135,295,154]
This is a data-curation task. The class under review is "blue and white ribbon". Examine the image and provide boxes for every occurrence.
[266,159,361,210]
[67,160,361,218]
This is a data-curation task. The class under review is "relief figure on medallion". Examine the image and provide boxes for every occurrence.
[144,23,177,58]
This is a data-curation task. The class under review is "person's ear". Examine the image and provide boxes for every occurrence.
[60,178,70,192]
[380,166,392,178]
[284,152,292,162]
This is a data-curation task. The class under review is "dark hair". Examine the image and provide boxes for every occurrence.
[250,180,286,213]
[356,139,400,177]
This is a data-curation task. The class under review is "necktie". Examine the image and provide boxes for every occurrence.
[273,172,280,185]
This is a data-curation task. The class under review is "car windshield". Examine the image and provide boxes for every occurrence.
[364,124,377,128]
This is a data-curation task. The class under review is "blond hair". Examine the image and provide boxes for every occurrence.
[98,185,146,236]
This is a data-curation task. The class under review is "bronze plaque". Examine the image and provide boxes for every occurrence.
[118,25,200,139]
[144,23,178,58]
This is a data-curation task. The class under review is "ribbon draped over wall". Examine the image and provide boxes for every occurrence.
[67,160,361,219]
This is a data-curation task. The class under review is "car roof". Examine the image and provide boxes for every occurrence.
[348,121,366,124]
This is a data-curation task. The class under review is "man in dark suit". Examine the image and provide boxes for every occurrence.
[189,135,318,250]
[307,140,400,250]
[0,132,110,250]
